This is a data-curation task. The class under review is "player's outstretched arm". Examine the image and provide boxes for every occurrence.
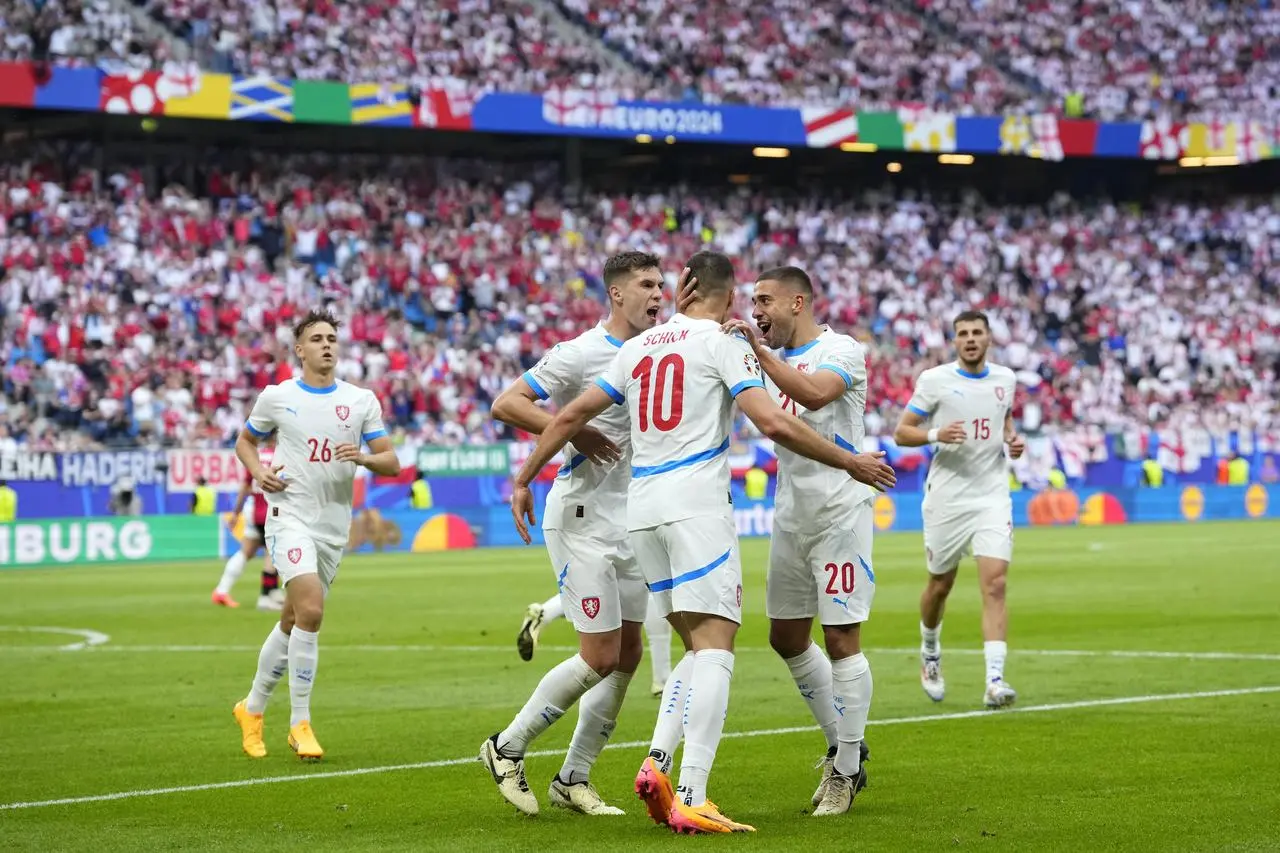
[491,377,620,464]
[894,409,966,447]
[721,319,846,410]
[736,386,896,491]
[510,385,615,543]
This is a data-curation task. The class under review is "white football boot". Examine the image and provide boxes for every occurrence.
[921,653,946,702]
[478,736,538,815]
[548,775,625,815]
[983,678,1018,709]
[516,602,545,662]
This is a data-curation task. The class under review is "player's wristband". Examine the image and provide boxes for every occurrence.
[927,428,939,444]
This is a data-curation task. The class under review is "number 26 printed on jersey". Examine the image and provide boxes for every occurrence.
[633,354,685,432]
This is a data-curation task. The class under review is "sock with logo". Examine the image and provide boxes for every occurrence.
[831,653,872,776]
[287,628,319,726]
[784,642,839,750]
[676,649,735,807]
[559,670,634,783]
[921,620,942,657]
[244,623,290,714]
[984,640,1008,683]
[496,654,601,758]
[649,650,695,774]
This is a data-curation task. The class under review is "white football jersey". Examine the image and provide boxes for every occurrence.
[599,314,764,531]
[906,361,1017,506]
[245,378,386,546]
[522,324,630,536]
[766,328,876,533]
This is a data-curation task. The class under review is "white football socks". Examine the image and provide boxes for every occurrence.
[984,640,1008,683]
[784,642,839,750]
[287,628,319,726]
[541,594,565,624]
[645,607,673,684]
[559,670,633,784]
[497,653,601,757]
[677,649,734,807]
[650,651,694,774]
[244,624,290,714]
[921,620,942,656]
[831,653,872,776]
[216,551,246,596]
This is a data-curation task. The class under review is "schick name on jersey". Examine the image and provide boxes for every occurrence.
[642,329,689,346]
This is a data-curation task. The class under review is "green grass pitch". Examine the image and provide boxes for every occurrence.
[2,521,1278,851]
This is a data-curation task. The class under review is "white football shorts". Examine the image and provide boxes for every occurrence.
[544,528,648,633]
[630,514,743,625]
[922,499,1013,575]
[766,502,875,625]
[266,526,344,594]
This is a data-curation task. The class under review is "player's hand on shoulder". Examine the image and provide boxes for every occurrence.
[572,426,621,465]
[256,463,288,493]
[720,318,762,351]
[847,451,897,491]
[938,421,968,444]
[334,443,366,466]
[675,267,698,312]
[1006,433,1026,459]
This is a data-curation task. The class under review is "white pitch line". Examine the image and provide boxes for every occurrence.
[2,643,1278,662]
[0,626,110,652]
[2,684,1277,812]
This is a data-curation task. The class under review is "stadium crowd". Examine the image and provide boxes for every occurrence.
[1,145,1277,458]
[5,0,1274,120]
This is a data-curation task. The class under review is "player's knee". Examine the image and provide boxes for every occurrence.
[581,646,620,678]
[768,625,809,659]
[929,571,957,596]
[822,624,860,659]
[982,571,1007,602]
[292,599,324,631]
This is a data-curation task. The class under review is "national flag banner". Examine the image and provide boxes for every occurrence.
[955,116,1002,153]
[856,111,904,150]
[542,89,619,128]
[163,65,231,119]
[0,62,36,107]
[415,89,473,131]
[999,115,1032,154]
[1057,119,1099,157]
[293,79,351,125]
[33,66,101,111]
[1237,121,1271,162]
[350,82,413,126]
[1139,116,1184,160]
[230,75,293,122]
[1204,117,1237,158]
[1031,113,1063,160]
[1093,121,1142,157]
[101,66,205,116]
[800,106,857,147]
[1181,122,1211,158]
[904,112,956,152]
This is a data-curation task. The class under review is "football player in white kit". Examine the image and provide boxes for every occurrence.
[480,251,670,816]
[230,309,400,760]
[510,252,896,834]
[713,266,877,816]
[893,311,1025,709]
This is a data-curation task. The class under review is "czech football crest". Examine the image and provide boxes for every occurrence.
[335,405,350,421]
[581,597,601,619]
[287,548,302,564]
[995,387,1005,401]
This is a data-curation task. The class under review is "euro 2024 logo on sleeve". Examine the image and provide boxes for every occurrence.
[744,353,761,376]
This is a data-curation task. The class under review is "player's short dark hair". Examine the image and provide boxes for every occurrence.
[293,308,341,340]
[953,310,990,330]
[757,266,813,296]
[686,251,736,297]
[602,251,661,286]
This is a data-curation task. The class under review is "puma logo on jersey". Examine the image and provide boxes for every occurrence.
[284,407,298,416]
